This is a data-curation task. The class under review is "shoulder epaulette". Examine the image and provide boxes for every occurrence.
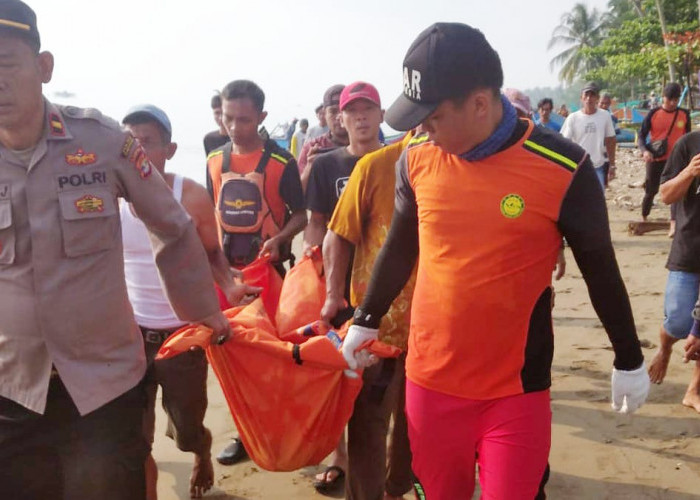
[523,127,584,173]
[59,105,119,129]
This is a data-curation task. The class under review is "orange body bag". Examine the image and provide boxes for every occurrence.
[157,300,399,471]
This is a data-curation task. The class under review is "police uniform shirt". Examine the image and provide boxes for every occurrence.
[0,101,220,415]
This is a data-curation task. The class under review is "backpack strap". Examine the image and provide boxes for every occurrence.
[255,140,276,174]
[222,140,279,175]
[221,142,233,174]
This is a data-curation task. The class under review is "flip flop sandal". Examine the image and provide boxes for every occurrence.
[216,437,247,466]
[313,465,345,495]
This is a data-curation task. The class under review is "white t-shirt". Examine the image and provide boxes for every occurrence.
[560,108,615,168]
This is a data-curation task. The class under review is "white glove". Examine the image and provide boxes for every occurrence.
[611,363,650,414]
[341,325,379,370]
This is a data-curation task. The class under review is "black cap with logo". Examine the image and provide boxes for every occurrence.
[385,22,503,131]
[0,0,40,51]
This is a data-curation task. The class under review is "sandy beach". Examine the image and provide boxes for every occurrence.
[153,147,700,499]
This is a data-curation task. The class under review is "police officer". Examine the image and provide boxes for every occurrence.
[0,2,232,499]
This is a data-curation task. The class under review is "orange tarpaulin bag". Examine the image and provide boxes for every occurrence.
[156,299,400,471]
[216,255,283,319]
[275,246,327,342]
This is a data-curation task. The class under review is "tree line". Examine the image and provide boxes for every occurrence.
[547,0,700,107]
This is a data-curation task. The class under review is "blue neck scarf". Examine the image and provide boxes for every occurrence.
[459,94,517,162]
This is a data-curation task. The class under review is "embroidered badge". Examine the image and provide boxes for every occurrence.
[65,148,97,166]
[500,194,525,219]
[223,199,256,209]
[74,194,104,213]
[121,135,135,158]
[49,113,65,137]
[129,146,152,179]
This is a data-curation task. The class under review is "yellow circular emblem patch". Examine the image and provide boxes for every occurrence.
[500,194,525,218]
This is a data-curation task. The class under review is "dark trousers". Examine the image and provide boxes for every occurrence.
[0,377,149,500]
[347,355,413,500]
[142,326,210,455]
[642,160,667,218]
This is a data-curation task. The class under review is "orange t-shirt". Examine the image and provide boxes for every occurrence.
[206,146,304,231]
[644,107,691,161]
[404,122,585,399]
[328,133,417,350]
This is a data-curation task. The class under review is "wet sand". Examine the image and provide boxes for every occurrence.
[154,148,700,499]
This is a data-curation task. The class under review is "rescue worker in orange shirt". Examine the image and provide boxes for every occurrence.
[341,22,649,499]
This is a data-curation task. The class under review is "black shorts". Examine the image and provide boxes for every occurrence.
[0,376,149,500]
[141,326,210,455]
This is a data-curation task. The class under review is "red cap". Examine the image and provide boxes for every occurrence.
[339,82,381,111]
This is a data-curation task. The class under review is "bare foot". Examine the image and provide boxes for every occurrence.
[648,347,672,384]
[682,390,700,413]
[190,451,214,498]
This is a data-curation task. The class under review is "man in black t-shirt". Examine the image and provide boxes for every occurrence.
[648,130,700,412]
[302,81,385,496]
[203,93,230,156]
[305,147,358,215]
[303,82,385,251]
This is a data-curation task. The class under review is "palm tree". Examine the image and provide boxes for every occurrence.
[548,3,610,84]
[654,0,677,81]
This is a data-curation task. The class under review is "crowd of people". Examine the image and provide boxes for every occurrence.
[3,1,700,499]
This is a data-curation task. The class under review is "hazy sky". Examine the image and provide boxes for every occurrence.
[30,0,611,182]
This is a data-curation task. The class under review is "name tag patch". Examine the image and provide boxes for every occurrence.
[57,171,107,189]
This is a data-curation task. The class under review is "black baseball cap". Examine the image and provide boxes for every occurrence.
[323,84,344,108]
[581,81,600,94]
[385,22,503,131]
[0,0,40,51]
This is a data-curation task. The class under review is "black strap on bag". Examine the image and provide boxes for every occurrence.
[221,140,274,176]
[649,108,679,158]
[663,108,680,141]
[219,140,296,267]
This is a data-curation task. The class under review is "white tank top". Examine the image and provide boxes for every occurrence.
[121,174,187,329]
